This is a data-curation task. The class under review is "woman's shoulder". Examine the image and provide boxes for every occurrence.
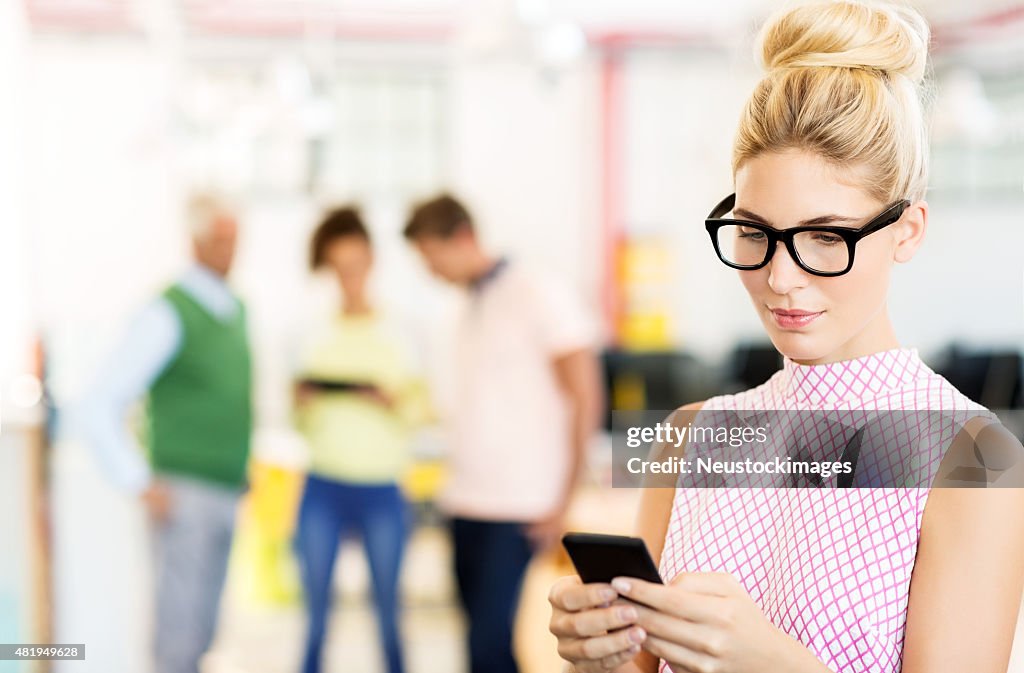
[667,400,706,423]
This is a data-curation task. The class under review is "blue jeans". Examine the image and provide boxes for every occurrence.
[295,475,409,673]
[452,517,535,673]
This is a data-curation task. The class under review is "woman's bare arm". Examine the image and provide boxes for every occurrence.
[902,420,1024,672]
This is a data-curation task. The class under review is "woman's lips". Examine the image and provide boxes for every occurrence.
[769,308,824,329]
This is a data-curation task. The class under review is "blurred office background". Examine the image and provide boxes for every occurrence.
[1,0,1023,671]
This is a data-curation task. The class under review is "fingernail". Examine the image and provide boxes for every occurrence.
[612,578,631,593]
[629,627,646,644]
[600,588,616,602]
[618,606,637,621]
[629,644,641,655]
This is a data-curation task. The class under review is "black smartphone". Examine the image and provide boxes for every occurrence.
[562,532,663,585]
[301,378,375,393]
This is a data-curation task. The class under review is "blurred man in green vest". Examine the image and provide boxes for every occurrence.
[81,193,252,673]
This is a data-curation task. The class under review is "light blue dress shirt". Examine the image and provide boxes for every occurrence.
[79,264,241,494]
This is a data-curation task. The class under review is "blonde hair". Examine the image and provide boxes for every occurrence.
[734,0,932,203]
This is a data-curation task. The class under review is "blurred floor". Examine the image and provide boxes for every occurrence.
[205,525,464,673]
[203,487,638,673]
[206,600,463,673]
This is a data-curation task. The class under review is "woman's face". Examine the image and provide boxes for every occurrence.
[325,235,373,299]
[733,150,925,365]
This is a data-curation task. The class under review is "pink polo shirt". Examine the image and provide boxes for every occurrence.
[438,260,598,522]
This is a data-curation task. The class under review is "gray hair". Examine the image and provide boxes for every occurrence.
[186,192,234,240]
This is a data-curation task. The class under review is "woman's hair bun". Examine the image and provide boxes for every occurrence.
[758,1,929,83]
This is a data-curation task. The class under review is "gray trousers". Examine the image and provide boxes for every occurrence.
[151,474,241,673]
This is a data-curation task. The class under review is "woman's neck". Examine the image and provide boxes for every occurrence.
[342,295,372,316]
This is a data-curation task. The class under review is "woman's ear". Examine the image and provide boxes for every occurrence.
[893,200,927,263]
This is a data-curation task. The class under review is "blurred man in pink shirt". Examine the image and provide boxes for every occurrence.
[404,194,603,673]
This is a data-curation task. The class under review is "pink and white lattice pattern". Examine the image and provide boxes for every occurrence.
[657,347,986,672]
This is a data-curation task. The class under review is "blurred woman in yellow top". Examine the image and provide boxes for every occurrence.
[293,206,427,673]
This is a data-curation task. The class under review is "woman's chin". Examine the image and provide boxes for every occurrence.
[767,331,832,365]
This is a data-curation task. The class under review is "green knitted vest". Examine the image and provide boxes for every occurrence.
[147,284,252,487]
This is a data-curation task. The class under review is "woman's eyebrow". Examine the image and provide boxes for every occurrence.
[733,207,860,227]
[732,208,770,223]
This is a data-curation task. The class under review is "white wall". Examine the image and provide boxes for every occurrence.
[26,38,185,396]
[0,0,34,411]
[0,5,44,673]
[620,48,762,361]
[447,51,604,322]
[26,38,173,673]
[890,198,1024,355]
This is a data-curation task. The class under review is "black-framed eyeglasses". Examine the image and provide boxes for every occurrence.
[705,193,911,277]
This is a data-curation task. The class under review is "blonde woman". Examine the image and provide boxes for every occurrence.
[548,2,1024,672]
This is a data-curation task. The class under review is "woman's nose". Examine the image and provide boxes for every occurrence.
[766,242,809,293]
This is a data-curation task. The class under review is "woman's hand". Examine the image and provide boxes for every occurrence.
[549,575,647,672]
[357,385,395,409]
[294,382,317,407]
[612,572,829,673]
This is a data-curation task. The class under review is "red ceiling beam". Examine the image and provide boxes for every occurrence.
[24,0,138,33]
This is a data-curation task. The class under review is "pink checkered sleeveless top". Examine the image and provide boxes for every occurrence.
[657,347,985,672]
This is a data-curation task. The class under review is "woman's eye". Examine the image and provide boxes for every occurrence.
[812,233,843,245]
[738,229,766,241]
